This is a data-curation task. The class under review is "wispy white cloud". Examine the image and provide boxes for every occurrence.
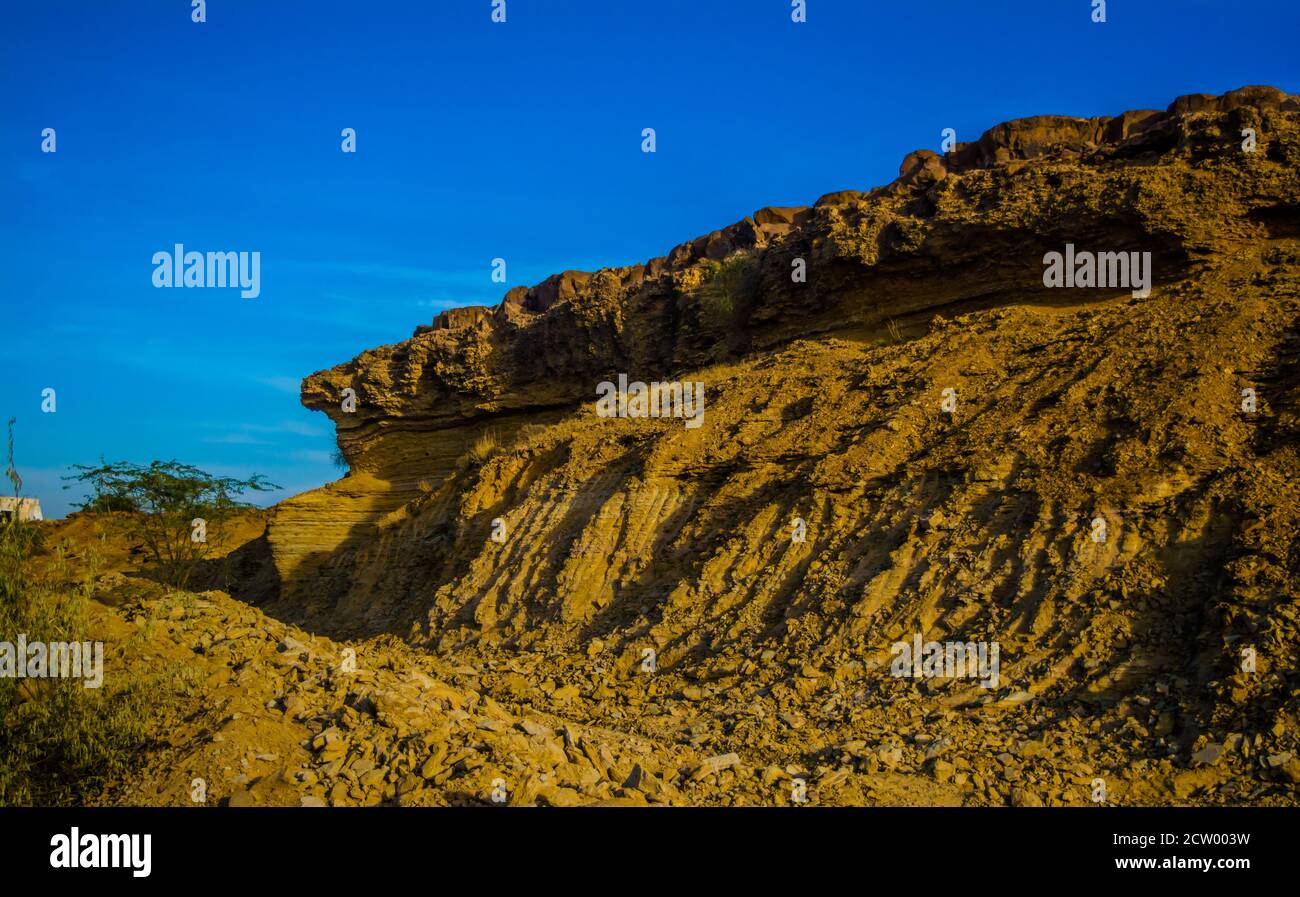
[415,297,476,310]
[199,418,326,447]
[241,420,323,437]
[202,433,269,445]
[256,375,302,394]
[289,449,335,464]
[285,259,492,289]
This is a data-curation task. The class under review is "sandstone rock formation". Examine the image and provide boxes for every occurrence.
[198,86,1300,805]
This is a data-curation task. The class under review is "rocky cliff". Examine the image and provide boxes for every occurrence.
[241,87,1300,805]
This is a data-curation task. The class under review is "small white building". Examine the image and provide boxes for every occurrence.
[0,497,43,522]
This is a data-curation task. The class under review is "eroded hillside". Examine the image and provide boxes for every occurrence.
[54,86,1300,807]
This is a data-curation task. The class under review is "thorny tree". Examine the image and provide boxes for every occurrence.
[64,460,277,589]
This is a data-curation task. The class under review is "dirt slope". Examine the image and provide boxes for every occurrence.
[42,86,1300,806]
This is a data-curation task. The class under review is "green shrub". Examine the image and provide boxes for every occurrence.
[695,253,760,328]
[0,426,208,804]
[0,517,184,806]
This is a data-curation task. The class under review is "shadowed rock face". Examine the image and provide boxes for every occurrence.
[265,88,1299,743]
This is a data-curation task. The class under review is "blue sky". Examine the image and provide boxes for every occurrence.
[3,0,1297,517]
